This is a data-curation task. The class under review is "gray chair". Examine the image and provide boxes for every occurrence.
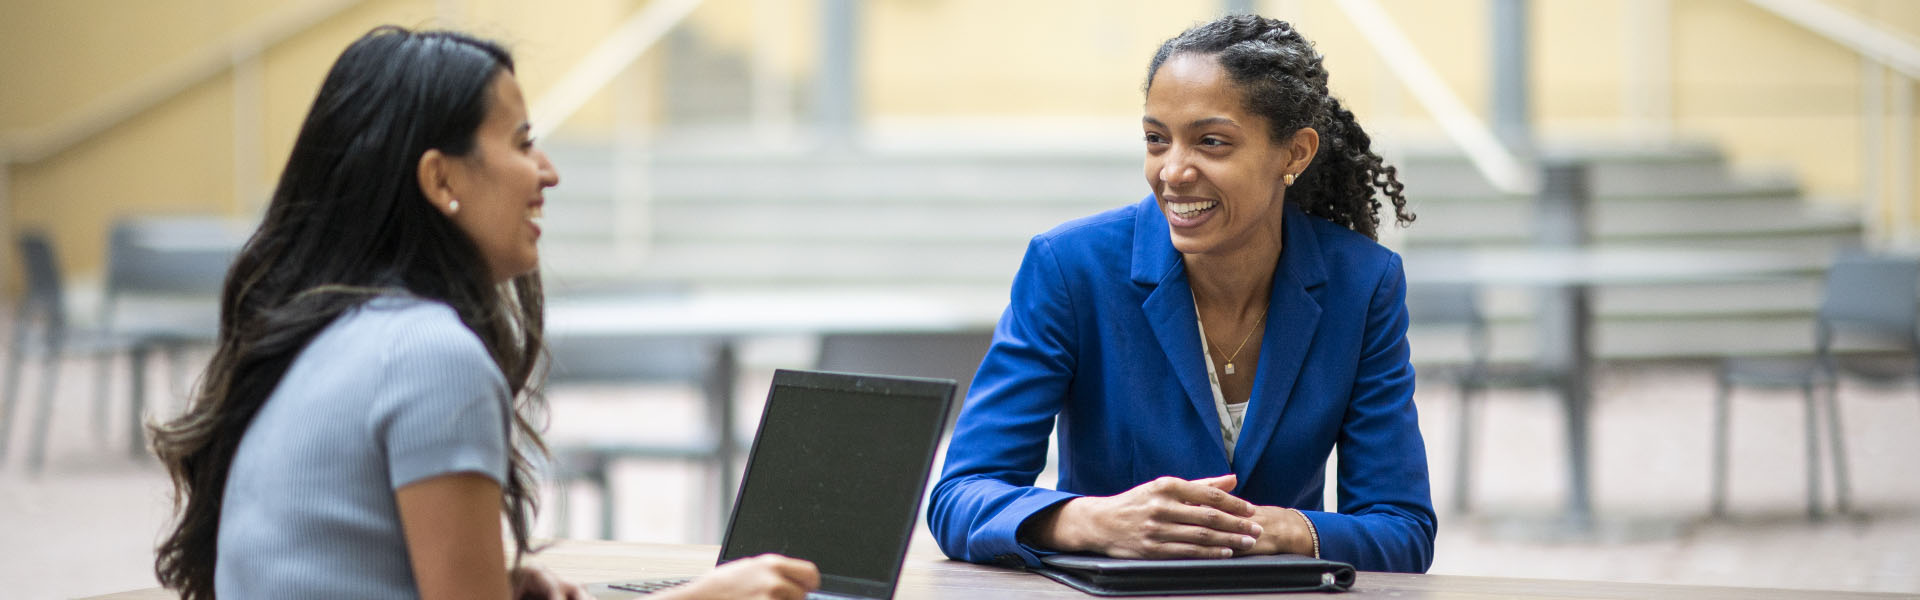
[1,231,136,472]
[543,332,734,540]
[813,329,995,424]
[1405,282,1560,514]
[1712,251,1920,519]
[93,217,239,458]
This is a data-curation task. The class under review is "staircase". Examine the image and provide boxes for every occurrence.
[537,139,1862,364]
[1395,144,1861,362]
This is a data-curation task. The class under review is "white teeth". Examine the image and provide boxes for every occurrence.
[1169,200,1218,217]
[529,205,543,220]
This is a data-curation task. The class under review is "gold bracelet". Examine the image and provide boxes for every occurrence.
[1290,508,1320,558]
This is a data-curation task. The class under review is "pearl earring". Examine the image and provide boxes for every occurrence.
[1283,173,1296,187]
[448,199,461,215]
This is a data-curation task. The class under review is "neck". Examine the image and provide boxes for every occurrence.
[1185,218,1284,318]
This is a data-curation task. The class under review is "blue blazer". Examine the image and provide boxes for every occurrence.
[928,196,1435,573]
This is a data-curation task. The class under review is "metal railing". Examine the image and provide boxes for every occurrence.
[0,0,705,283]
[0,0,367,283]
[0,0,366,166]
[1332,0,1540,196]
[530,0,705,139]
[1746,0,1920,246]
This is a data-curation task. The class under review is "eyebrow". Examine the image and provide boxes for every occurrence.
[1141,116,1240,130]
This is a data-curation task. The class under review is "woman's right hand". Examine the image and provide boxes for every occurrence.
[662,554,820,600]
[1022,474,1262,559]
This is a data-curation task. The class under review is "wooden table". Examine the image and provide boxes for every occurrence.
[83,539,1905,599]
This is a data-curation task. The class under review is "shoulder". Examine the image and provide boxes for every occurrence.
[306,296,506,399]
[1025,199,1143,273]
[1299,211,1402,283]
[334,296,494,371]
[1034,201,1136,247]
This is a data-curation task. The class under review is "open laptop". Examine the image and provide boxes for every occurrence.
[603,369,957,600]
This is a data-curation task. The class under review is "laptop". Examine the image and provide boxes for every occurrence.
[604,369,957,600]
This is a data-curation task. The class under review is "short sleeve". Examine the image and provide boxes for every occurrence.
[365,311,512,490]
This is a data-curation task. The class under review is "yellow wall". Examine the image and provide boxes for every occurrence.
[0,0,645,290]
[5,0,1920,293]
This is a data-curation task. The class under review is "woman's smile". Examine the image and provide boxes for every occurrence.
[1164,195,1222,228]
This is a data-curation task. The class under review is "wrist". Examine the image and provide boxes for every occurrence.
[1020,497,1091,552]
[1247,506,1316,556]
[1290,508,1321,558]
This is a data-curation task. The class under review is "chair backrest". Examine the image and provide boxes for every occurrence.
[1816,251,1920,348]
[15,230,69,326]
[103,217,245,300]
[814,330,994,405]
[544,334,724,385]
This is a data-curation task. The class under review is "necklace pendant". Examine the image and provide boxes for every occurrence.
[1224,362,1236,375]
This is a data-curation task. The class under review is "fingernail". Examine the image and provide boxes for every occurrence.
[1240,535,1256,549]
[1249,523,1263,536]
[1219,548,1235,558]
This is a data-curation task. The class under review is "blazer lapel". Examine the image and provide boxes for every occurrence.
[1234,206,1327,479]
[1132,197,1230,466]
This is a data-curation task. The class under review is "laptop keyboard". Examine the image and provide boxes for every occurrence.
[609,578,692,594]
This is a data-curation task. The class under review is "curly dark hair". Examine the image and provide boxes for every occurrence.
[149,26,548,599]
[1147,14,1411,240]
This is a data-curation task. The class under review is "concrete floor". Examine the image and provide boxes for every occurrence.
[3,348,1918,599]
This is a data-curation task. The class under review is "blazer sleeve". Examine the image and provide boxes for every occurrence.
[1298,252,1438,573]
[927,236,1083,567]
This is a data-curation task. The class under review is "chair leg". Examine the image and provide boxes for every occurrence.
[29,332,66,474]
[1451,380,1477,514]
[1802,382,1823,519]
[1822,380,1851,514]
[0,318,30,463]
[1710,375,1732,518]
[164,344,188,413]
[93,351,113,443]
[129,345,149,460]
[595,467,615,541]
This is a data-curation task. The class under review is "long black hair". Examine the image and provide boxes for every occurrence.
[1148,14,1412,239]
[150,26,548,599]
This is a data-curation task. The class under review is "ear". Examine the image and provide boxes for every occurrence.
[416,148,459,216]
[1284,127,1320,180]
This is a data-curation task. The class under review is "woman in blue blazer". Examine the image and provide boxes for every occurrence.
[928,15,1435,574]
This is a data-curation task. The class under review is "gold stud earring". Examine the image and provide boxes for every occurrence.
[1283,173,1296,187]
[448,199,461,215]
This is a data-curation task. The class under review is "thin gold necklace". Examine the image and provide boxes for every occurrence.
[1206,309,1267,376]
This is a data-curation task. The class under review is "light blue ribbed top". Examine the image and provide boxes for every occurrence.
[215,296,510,598]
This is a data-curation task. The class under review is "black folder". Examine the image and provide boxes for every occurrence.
[1032,553,1355,596]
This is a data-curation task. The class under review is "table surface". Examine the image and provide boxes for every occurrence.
[83,540,1907,599]
[546,287,1009,337]
[1401,246,1823,286]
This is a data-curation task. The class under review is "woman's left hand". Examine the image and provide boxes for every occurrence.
[511,565,593,600]
[1239,505,1314,556]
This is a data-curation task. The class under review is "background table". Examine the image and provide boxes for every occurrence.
[543,287,1005,528]
[83,539,1909,599]
[1403,246,1822,533]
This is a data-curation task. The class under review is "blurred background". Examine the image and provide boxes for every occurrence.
[3,0,1919,598]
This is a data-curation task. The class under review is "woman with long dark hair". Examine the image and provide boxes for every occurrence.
[149,26,817,599]
[929,14,1435,573]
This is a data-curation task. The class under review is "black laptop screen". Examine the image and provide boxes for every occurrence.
[718,373,950,597]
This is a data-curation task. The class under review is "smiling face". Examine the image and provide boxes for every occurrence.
[1144,53,1311,260]
[438,71,560,283]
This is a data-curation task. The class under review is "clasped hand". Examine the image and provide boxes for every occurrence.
[1023,474,1305,559]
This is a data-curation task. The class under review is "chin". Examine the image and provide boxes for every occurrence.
[1168,232,1211,256]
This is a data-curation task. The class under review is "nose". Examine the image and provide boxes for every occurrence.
[536,148,560,188]
[1158,147,1197,187]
